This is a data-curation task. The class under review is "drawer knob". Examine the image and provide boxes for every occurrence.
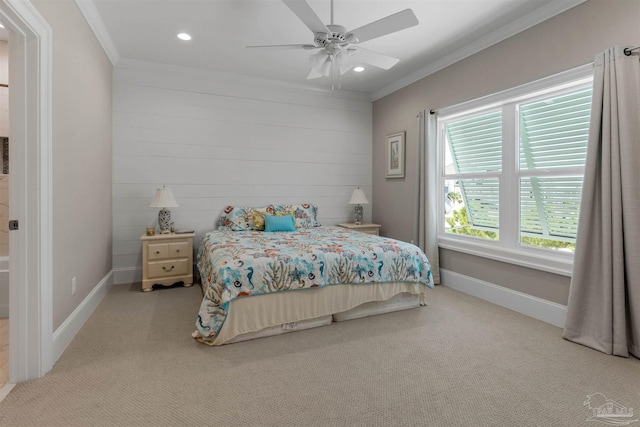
[162,265,175,272]
[176,249,180,253]
[155,250,160,254]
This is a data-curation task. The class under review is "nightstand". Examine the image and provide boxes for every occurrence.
[336,223,381,235]
[140,232,194,292]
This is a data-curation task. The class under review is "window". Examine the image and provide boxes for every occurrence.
[438,66,593,274]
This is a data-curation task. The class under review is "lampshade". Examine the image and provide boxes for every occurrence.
[149,186,178,208]
[349,188,369,205]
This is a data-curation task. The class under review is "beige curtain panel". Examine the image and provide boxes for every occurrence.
[563,46,640,358]
[416,110,440,284]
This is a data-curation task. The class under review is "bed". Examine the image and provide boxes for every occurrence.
[193,204,434,345]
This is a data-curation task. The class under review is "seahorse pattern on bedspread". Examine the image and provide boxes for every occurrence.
[194,226,434,344]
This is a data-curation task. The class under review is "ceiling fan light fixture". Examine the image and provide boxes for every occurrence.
[176,32,192,41]
[336,53,351,75]
[319,59,332,76]
[309,51,332,76]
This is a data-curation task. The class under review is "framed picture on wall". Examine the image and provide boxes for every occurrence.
[385,131,405,178]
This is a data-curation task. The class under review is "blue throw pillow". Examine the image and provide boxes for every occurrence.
[264,213,296,232]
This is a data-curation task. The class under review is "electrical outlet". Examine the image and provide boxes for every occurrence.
[72,277,77,296]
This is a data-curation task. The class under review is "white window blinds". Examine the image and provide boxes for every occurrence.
[518,87,592,242]
[443,85,592,246]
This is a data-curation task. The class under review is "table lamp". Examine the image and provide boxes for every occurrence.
[349,187,369,225]
[149,185,178,234]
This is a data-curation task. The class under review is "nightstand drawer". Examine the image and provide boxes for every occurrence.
[147,259,189,279]
[169,241,189,257]
[148,243,169,260]
[359,228,379,235]
[336,223,381,235]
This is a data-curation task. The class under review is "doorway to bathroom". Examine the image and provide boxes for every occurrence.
[0,34,9,391]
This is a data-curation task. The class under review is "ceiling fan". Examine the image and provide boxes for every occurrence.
[247,0,419,88]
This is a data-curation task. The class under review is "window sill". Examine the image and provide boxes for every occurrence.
[438,237,573,277]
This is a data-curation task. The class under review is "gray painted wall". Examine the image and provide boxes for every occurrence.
[372,0,640,305]
[32,0,113,330]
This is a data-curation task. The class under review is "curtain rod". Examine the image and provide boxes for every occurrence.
[414,109,437,118]
[624,46,639,56]
[415,48,637,119]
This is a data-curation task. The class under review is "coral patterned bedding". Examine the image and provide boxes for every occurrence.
[194,226,433,344]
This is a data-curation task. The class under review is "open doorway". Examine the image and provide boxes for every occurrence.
[0,0,53,388]
[0,30,8,391]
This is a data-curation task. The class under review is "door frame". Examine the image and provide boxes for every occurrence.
[1,0,53,382]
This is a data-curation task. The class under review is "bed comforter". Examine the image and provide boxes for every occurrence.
[194,226,433,344]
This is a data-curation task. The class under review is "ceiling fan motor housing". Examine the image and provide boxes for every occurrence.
[314,24,356,47]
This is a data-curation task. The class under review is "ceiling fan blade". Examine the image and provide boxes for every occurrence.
[352,47,399,70]
[348,9,418,43]
[246,44,319,50]
[283,0,331,35]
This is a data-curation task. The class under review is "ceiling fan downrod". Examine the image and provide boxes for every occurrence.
[330,0,334,25]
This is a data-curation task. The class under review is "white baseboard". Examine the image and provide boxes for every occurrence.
[113,264,197,286]
[440,268,567,328]
[0,382,15,403]
[113,267,140,285]
[52,270,114,364]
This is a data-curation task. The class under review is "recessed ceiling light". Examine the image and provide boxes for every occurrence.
[353,66,365,73]
[0,23,5,29]
[176,33,192,41]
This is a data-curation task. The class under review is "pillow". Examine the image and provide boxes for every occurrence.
[253,210,294,231]
[218,205,274,231]
[217,206,238,230]
[252,211,267,231]
[264,213,296,232]
[273,204,321,228]
[226,206,254,231]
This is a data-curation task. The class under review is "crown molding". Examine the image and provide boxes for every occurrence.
[371,0,589,101]
[74,0,119,65]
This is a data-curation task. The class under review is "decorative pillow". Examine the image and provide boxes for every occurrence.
[253,209,294,231]
[264,213,296,232]
[252,210,266,231]
[218,205,274,231]
[273,204,321,228]
[217,205,237,230]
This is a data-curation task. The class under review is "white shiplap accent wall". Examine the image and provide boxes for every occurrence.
[113,59,373,284]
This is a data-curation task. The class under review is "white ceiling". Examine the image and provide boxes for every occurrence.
[83,0,586,99]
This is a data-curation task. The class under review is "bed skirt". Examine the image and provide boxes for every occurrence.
[194,282,425,345]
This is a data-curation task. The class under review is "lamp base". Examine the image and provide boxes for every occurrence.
[158,208,172,234]
[353,204,363,225]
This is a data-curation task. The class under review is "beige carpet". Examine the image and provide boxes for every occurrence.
[0,283,638,426]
